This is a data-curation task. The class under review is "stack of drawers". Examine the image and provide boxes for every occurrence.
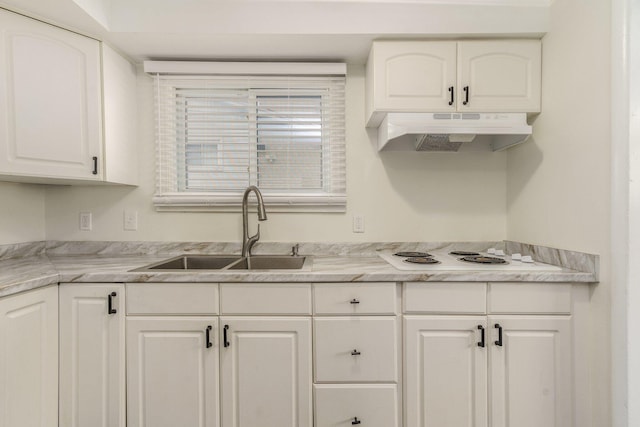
[313,282,400,427]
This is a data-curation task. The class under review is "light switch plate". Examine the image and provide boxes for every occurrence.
[79,212,92,231]
[124,210,138,231]
[353,214,365,233]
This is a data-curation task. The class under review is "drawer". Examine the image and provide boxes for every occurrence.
[220,283,312,315]
[126,283,218,315]
[314,317,397,382]
[488,282,572,314]
[314,282,397,315]
[314,384,398,427]
[403,282,486,314]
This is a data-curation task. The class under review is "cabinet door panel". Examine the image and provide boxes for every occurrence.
[458,41,541,112]
[489,316,571,427]
[373,41,457,112]
[127,317,219,427]
[0,9,102,180]
[0,286,58,427]
[220,317,312,427]
[404,316,487,427]
[59,284,125,427]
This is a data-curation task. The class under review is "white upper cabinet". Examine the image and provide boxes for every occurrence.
[458,41,541,113]
[366,40,541,127]
[366,41,457,122]
[0,9,137,185]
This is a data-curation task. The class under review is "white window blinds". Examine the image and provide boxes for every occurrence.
[148,63,346,211]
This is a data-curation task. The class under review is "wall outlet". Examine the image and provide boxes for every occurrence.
[79,212,92,231]
[124,210,138,231]
[353,214,365,233]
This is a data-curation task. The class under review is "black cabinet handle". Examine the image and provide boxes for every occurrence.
[463,86,469,105]
[494,323,503,346]
[223,325,230,348]
[350,299,360,304]
[92,156,98,175]
[448,86,454,105]
[477,325,485,348]
[108,292,117,314]
[205,325,213,348]
[352,417,361,425]
[351,349,361,356]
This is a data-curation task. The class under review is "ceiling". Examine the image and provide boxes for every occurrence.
[0,0,550,63]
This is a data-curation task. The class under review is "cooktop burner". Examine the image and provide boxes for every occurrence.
[449,251,481,256]
[403,257,440,265]
[394,251,432,258]
[460,255,507,264]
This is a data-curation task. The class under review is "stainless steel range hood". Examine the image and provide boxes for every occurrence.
[377,112,533,152]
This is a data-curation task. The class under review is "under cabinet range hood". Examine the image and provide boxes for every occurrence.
[377,112,533,152]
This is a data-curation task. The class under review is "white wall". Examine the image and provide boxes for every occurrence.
[506,0,611,425]
[0,181,45,244]
[44,64,508,242]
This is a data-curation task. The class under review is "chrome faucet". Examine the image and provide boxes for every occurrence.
[241,186,267,257]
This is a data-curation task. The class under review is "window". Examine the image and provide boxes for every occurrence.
[149,63,346,211]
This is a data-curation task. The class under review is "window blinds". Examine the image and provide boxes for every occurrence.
[150,70,346,211]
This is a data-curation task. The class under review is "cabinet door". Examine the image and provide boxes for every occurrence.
[59,284,125,427]
[127,317,220,427]
[372,41,457,113]
[404,316,488,427]
[0,286,58,427]
[0,9,102,180]
[220,317,312,427]
[489,316,571,427]
[458,40,541,112]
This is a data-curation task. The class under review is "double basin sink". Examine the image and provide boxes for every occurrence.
[133,255,308,272]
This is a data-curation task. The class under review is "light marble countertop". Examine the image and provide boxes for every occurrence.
[0,242,598,299]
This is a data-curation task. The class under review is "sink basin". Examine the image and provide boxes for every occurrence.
[139,255,242,271]
[228,256,307,270]
[132,255,308,271]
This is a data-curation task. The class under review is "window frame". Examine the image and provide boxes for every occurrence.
[148,63,346,212]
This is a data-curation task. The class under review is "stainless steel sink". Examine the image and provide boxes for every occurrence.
[228,256,307,270]
[136,255,242,271]
[132,255,308,271]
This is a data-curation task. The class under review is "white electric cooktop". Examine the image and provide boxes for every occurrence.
[377,250,564,272]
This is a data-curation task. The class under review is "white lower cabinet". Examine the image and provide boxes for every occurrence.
[220,317,312,427]
[0,286,58,427]
[489,316,572,427]
[403,282,579,427]
[126,317,220,427]
[59,284,125,427]
[47,280,583,427]
[314,384,399,427]
[404,316,488,427]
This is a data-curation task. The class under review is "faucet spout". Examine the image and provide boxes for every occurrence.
[242,186,267,257]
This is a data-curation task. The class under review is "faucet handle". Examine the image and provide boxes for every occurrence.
[291,244,299,257]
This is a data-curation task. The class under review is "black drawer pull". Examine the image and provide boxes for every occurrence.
[92,156,98,175]
[448,86,454,105]
[352,417,361,425]
[223,325,230,348]
[205,325,213,348]
[351,349,361,356]
[477,325,485,348]
[350,299,360,304]
[108,292,117,314]
[494,323,503,347]
[463,86,470,105]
